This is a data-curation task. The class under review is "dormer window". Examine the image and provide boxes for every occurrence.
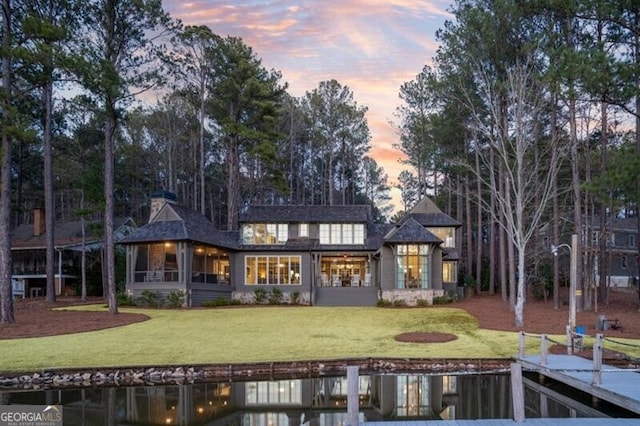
[242,223,288,245]
[319,223,365,245]
[299,223,308,238]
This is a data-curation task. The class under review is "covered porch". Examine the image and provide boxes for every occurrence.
[317,254,373,288]
[125,241,233,306]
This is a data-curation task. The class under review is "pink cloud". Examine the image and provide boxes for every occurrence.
[163,0,452,211]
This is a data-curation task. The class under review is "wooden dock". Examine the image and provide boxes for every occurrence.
[518,353,640,415]
[365,419,640,425]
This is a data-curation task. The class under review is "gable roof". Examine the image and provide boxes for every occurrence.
[241,205,372,223]
[11,217,135,250]
[401,212,461,227]
[118,203,238,249]
[401,197,461,227]
[384,217,442,244]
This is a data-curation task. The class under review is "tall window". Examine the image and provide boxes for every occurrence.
[242,223,288,244]
[442,261,457,283]
[396,375,430,417]
[299,223,308,237]
[245,256,301,285]
[245,380,302,405]
[319,224,365,245]
[427,227,455,247]
[396,245,429,289]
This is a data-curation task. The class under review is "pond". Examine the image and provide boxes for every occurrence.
[0,372,612,424]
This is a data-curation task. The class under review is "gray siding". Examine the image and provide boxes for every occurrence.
[314,287,379,306]
[379,246,396,290]
[190,283,233,306]
[432,247,443,290]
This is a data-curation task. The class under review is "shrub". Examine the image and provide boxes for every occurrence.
[416,298,429,307]
[138,290,163,308]
[201,298,229,308]
[268,288,283,305]
[117,291,136,306]
[376,299,392,307]
[392,299,406,307]
[432,295,450,305]
[290,291,300,305]
[254,288,267,304]
[166,290,185,308]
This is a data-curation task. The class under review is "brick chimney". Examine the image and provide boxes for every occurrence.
[149,191,177,223]
[33,207,45,236]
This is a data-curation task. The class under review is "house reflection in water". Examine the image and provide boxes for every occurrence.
[31,373,518,425]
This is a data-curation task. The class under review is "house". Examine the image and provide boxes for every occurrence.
[588,217,639,288]
[120,192,461,306]
[11,208,136,298]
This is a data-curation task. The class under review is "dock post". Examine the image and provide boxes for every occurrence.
[511,363,525,422]
[347,365,359,426]
[541,334,547,366]
[592,333,603,385]
[518,331,525,358]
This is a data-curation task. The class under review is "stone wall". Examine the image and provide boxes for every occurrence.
[381,289,445,306]
[232,290,311,305]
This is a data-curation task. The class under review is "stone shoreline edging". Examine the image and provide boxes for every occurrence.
[0,358,512,390]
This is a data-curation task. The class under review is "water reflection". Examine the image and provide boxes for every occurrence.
[1,373,606,424]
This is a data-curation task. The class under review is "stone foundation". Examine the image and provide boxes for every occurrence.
[232,291,311,305]
[381,289,445,306]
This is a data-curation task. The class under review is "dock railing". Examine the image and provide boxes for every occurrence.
[518,329,640,386]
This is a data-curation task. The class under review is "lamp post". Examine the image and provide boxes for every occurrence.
[551,234,578,331]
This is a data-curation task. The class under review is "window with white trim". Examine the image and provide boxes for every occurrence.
[242,223,288,244]
[245,255,301,285]
[396,244,430,289]
[319,223,365,245]
[299,223,308,237]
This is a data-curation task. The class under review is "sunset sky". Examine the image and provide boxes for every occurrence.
[163,0,453,212]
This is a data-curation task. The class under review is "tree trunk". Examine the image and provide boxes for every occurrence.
[549,91,560,309]
[0,0,16,324]
[199,78,206,215]
[499,163,508,303]
[489,150,495,295]
[226,135,239,230]
[475,146,483,292]
[465,177,473,282]
[44,78,56,303]
[104,110,118,315]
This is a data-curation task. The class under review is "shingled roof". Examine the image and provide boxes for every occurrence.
[240,205,372,223]
[12,217,135,250]
[400,196,461,228]
[119,204,238,249]
[384,218,442,244]
[400,212,461,228]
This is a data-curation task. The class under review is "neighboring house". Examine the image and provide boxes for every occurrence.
[588,217,639,288]
[120,192,461,306]
[11,208,136,298]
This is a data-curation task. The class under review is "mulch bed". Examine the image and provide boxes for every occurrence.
[394,332,458,343]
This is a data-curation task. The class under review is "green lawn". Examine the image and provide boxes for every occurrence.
[1,305,636,373]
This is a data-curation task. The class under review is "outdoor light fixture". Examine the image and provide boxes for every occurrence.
[551,235,579,350]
